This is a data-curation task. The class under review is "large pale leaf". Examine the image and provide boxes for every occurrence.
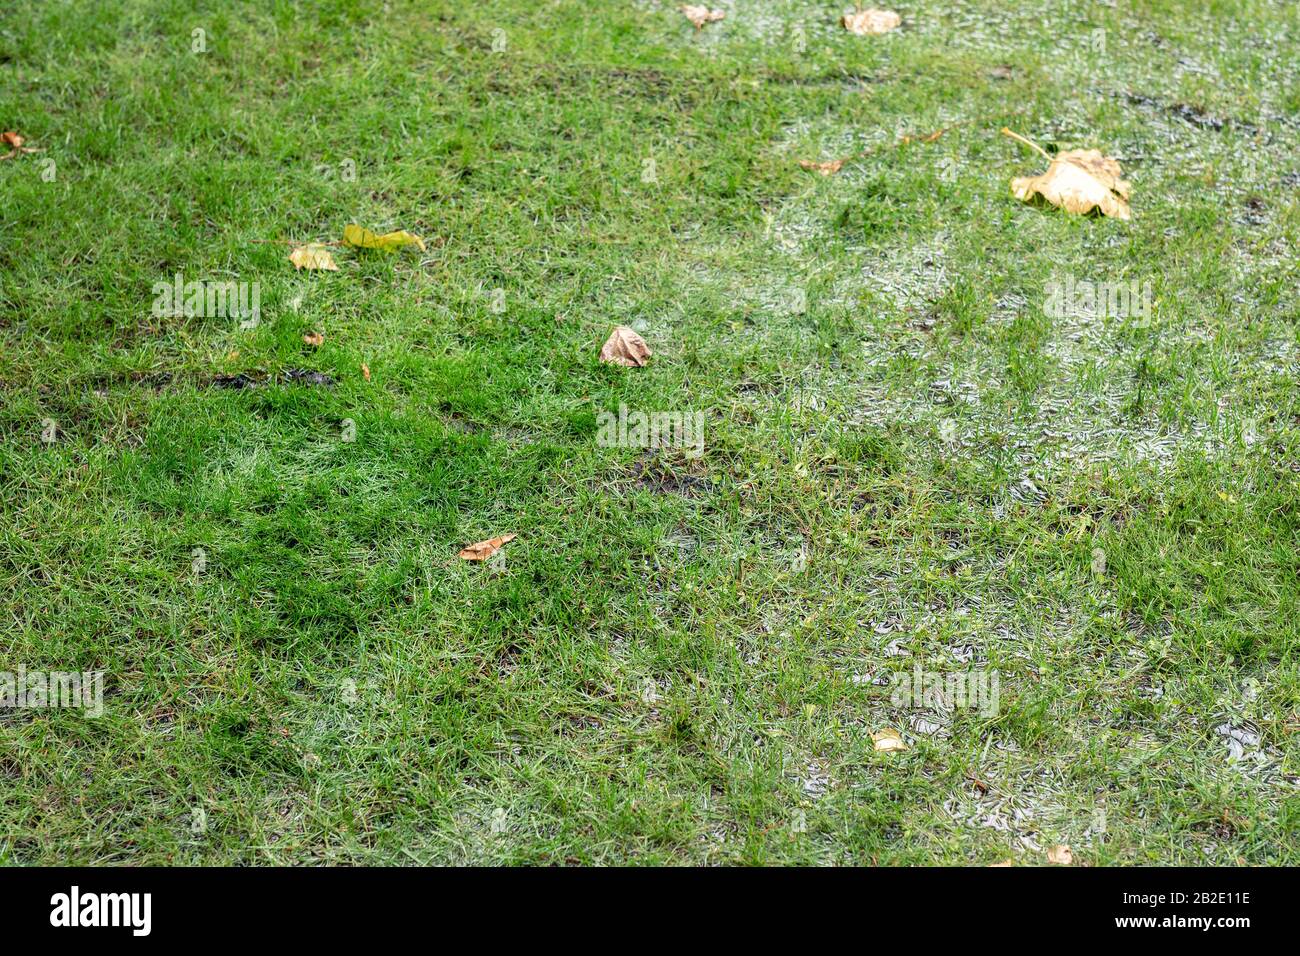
[1010,146,1132,220]
[680,5,725,28]
[843,9,901,35]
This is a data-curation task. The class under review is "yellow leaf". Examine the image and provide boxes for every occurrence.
[680,5,725,29]
[342,224,426,253]
[871,728,907,752]
[1047,844,1074,865]
[843,10,901,35]
[303,331,324,347]
[288,244,339,271]
[1005,130,1132,220]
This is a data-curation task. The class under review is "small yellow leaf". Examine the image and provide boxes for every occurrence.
[871,728,907,752]
[799,158,845,176]
[459,533,516,561]
[342,224,426,253]
[843,9,901,35]
[361,362,371,381]
[289,244,339,271]
[680,5,725,28]
[1047,844,1074,865]
[303,331,324,347]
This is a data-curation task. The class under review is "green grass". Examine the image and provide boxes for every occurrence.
[2,0,1298,864]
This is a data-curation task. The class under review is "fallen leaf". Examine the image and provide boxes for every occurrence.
[289,244,339,271]
[900,128,946,146]
[1005,129,1132,220]
[361,362,371,381]
[458,533,517,561]
[599,326,652,367]
[303,331,324,347]
[0,129,40,161]
[680,5,725,28]
[799,158,845,176]
[1047,844,1074,865]
[843,9,901,35]
[342,224,426,252]
[871,728,907,752]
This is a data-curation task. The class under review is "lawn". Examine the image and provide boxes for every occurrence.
[1,0,1298,865]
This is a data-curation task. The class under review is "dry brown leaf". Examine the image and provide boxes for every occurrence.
[599,326,652,367]
[799,158,845,176]
[1047,844,1074,865]
[843,9,901,35]
[303,331,324,347]
[871,728,907,752]
[0,129,40,161]
[900,128,946,146]
[289,244,339,271]
[458,533,517,561]
[680,5,725,28]
[361,362,371,381]
[1005,130,1132,221]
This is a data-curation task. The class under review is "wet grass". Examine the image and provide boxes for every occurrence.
[1,0,1298,864]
